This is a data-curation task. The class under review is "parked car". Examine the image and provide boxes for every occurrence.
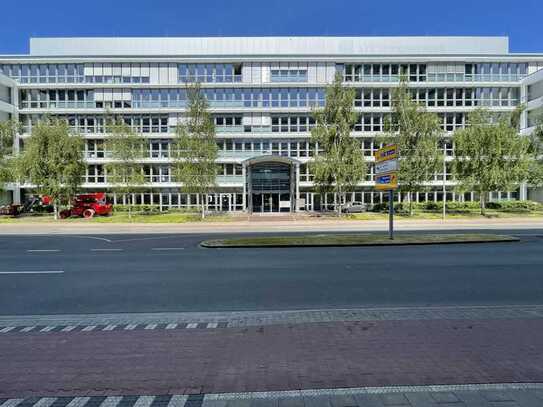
[341,201,367,213]
[59,193,113,219]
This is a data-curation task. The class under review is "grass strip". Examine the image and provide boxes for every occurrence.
[201,233,519,248]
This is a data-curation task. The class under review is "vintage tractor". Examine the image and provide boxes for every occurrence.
[59,193,113,219]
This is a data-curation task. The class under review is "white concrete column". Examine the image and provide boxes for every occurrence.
[520,182,528,200]
[295,162,300,212]
[242,163,247,211]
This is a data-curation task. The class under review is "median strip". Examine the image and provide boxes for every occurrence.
[200,233,520,248]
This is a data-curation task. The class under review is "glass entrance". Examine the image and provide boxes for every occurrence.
[249,162,292,213]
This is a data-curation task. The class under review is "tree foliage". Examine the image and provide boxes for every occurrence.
[16,118,85,218]
[310,73,367,214]
[381,79,443,215]
[527,110,543,186]
[104,117,146,218]
[0,119,19,186]
[453,108,530,214]
[172,83,218,218]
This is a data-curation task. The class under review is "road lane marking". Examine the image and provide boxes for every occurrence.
[165,323,178,330]
[144,323,157,330]
[27,249,60,252]
[90,248,123,252]
[81,325,96,332]
[61,325,77,332]
[20,326,36,332]
[186,323,198,329]
[124,324,137,330]
[103,324,117,331]
[207,322,218,328]
[33,397,58,407]
[132,396,155,407]
[66,398,91,407]
[151,247,185,251]
[39,326,56,332]
[0,326,15,333]
[0,271,64,275]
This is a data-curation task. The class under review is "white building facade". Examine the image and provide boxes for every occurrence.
[0,72,18,205]
[1,36,543,212]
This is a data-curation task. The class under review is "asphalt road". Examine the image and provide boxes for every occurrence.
[0,229,542,315]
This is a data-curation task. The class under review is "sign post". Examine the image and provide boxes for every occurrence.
[374,144,399,240]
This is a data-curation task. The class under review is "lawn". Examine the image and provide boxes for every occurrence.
[0,211,233,224]
[201,233,519,248]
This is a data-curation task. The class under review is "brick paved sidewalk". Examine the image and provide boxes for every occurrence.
[2,384,543,407]
[1,318,543,398]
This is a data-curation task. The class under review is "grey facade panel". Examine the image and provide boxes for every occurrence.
[29,36,509,57]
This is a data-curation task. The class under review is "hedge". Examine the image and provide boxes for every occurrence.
[371,200,543,213]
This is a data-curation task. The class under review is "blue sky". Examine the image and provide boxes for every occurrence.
[1,0,542,54]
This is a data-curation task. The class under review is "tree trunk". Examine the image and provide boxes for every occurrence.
[53,203,58,220]
[201,194,206,219]
[408,193,414,217]
[480,192,486,216]
[127,195,132,220]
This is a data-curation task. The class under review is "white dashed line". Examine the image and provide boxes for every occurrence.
[103,324,117,331]
[39,326,56,332]
[61,325,77,332]
[27,249,60,252]
[90,248,123,252]
[0,271,64,275]
[165,323,178,330]
[124,324,138,330]
[0,326,15,333]
[151,247,185,251]
[81,325,96,332]
[144,324,157,330]
[20,326,36,332]
[186,323,198,329]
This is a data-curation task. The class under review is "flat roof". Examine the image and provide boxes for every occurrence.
[28,36,510,57]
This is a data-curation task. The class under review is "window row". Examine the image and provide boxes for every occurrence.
[343,64,427,82]
[408,87,520,107]
[21,114,169,134]
[0,63,159,84]
[132,88,326,108]
[270,69,308,82]
[178,64,242,83]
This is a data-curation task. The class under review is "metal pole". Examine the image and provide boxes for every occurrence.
[442,148,446,221]
[389,189,394,240]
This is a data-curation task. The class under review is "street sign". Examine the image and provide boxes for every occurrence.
[375,159,398,175]
[373,144,399,240]
[375,172,398,190]
[374,144,398,163]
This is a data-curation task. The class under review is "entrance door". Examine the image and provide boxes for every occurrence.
[262,193,279,213]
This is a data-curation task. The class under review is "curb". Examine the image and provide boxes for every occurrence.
[200,235,520,248]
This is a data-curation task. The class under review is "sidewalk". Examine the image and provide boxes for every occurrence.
[1,217,543,235]
[1,383,543,407]
[1,306,543,398]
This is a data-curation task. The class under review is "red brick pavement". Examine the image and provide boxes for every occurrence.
[1,319,543,397]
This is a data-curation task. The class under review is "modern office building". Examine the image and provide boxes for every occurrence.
[0,72,18,205]
[1,36,542,212]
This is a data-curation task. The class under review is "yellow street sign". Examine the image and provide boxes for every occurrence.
[374,144,398,163]
[375,172,398,190]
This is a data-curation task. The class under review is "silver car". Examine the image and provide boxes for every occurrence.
[341,201,367,213]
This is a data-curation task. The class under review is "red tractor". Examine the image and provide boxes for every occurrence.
[59,193,113,219]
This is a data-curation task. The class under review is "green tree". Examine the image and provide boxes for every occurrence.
[172,83,218,219]
[527,110,543,187]
[381,79,443,215]
[104,118,146,219]
[0,119,19,186]
[453,108,530,215]
[310,73,367,215]
[16,118,85,219]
